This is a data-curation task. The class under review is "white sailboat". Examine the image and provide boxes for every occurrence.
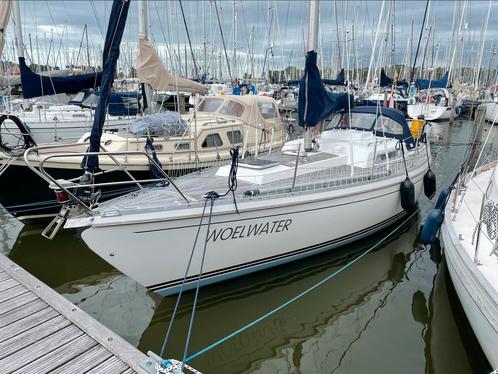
[407,88,461,121]
[51,1,432,296]
[441,162,498,369]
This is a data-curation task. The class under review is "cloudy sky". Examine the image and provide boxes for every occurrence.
[5,0,498,79]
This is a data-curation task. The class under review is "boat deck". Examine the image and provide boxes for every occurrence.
[95,144,426,216]
[0,253,149,373]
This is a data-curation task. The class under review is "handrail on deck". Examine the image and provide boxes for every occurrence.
[23,142,191,215]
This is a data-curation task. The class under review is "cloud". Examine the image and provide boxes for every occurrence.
[3,0,497,76]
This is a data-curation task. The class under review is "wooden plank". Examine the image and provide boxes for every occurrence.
[0,307,59,343]
[0,278,19,293]
[85,356,130,374]
[12,334,98,374]
[0,271,12,282]
[0,254,148,373]
[0,324,83,373]
[122,368,136,374]
[0,315,71,360]
[0,284,29,302]
[0,299,49,328]
[50,345,114,374]
[0,292,38,315]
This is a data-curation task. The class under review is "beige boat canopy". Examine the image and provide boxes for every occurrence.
[197,95,281,130]
[137,35,206,94]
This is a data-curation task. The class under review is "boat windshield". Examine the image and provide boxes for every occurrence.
[327,112,377,131]
[258,102,277,119]
[219,100,245,117]
[198,98,224,112]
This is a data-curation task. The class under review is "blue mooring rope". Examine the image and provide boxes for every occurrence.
[182,205,423,364]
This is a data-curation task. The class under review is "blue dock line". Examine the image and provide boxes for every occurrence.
[183,205,423,364]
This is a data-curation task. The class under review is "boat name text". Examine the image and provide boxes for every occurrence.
[208,219,292,242]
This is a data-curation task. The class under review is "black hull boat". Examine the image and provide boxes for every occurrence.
[0,164,151,223]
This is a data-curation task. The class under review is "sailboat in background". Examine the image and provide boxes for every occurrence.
[0,0,137,145]
[407,72,462,121]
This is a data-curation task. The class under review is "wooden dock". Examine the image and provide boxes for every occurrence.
[0,253,152,373]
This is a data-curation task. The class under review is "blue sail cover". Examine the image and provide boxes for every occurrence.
[415,71,451,89]
[19,57,102,99]
[380,69,393,87]
[322,69,346,86]
[298,51,352,127]
[84,0,130,172]
[82,92,141,116]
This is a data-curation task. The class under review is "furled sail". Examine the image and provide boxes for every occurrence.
[83,0,130,173]
[415,71,451,90]
[19,58,102,99]
[298,51,352,128]
[137,35,206,93]
[0,0,11,58]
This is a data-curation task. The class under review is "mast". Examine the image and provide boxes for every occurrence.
[232,1,237,79]
[473,0,492,90]
[364,0,385,92]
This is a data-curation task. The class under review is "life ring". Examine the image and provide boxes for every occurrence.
[0,114,36,156]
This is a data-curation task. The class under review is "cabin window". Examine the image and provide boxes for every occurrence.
[198,98,224,113]
[202,133,223,148]
[257,102,277,119]
[227,130,243,144]
[219,100,244,117]
[376,117,404,135]
[175,142,190,150]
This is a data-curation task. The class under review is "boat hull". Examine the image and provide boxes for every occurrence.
[407,103,459,121]
[441,169,498,368]
[481,102,498,123]
[80,166,426,295]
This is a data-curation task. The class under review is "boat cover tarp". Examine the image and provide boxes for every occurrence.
[298,51,352,127]
[380,69,393,87]
[19,57,102,99]
[137,35,206,93]
[415,71,451,89]
[129,111,187,137]
[349,106,415,149]
[84,0,130,172]
[322,69,346,86]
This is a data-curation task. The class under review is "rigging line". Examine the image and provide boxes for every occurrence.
[213,0,232,81]
[90,0,104,38]
[408,0,430,86]
[183,201,428,364]
[153,0,178,72]
[178,0,200,80]
[182,195,216,367]
[160,198,210,358]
